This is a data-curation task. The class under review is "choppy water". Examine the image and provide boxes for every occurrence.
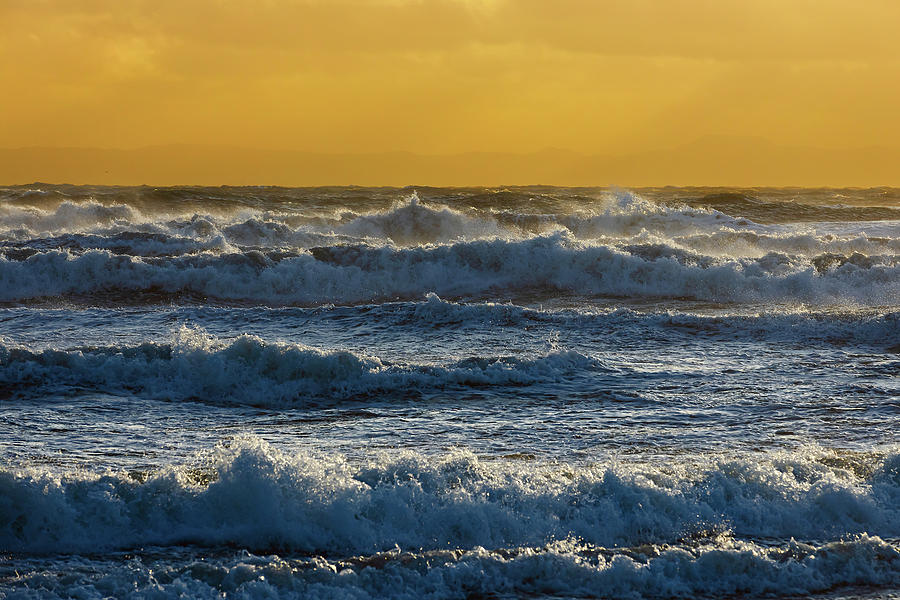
[1,184,898,599]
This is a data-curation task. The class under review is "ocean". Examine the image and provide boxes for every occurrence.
[0,184,898,599]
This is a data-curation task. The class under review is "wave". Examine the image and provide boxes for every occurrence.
[0,328,600,405]
[1,234,897,306]
[1,231,237,259]
[684,190,900,224]
[4,190,899,265]
[2,439,899,556]
[3,536,899,599]
[5,216,897,265]
[336,192,506,245]
[667,228,900,259]
[0,195,508,250]
[0,200,141,237]
[406,294,900,349]
[0,201,342,248]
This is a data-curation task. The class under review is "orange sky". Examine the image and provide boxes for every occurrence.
[2,0,899,184]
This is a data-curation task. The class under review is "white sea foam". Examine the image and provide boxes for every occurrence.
[2,439,898,556]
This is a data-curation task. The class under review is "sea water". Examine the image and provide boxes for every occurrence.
[0,185,898,599]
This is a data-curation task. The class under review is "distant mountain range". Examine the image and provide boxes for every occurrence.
[2,136,898,187]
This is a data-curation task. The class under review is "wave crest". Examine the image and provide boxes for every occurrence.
[0,328,600,405]
[2,439,898,554]
[2,234,897,306]
[337,192,506,245]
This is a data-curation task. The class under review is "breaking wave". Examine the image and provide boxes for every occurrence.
[337,193,505,245]
[3,536,899,599]
[0,328,600,405]
[1,233,897,306]
[2,439,899,556]
[4,190,898,258]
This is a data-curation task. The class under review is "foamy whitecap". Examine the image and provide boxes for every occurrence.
[2,439,898,554]
[1,234,897,305]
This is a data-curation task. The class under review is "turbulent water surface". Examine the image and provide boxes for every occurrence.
[1,184,898,599]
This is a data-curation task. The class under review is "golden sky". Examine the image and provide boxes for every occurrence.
[2,0,899,184]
